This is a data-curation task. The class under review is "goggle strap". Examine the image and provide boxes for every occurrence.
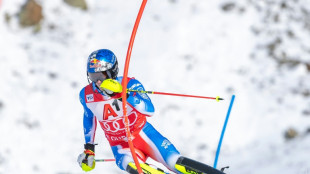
[106,70,112,79]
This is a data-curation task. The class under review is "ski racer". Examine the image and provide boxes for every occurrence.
[77,49,224,174]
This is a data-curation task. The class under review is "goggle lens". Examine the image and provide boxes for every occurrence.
[88,71,107,82]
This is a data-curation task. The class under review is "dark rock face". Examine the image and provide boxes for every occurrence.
[63,0,88,11]
[284,128,298,140]
[19,0,43,27]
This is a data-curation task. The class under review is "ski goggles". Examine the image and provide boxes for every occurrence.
[88,71,108,82]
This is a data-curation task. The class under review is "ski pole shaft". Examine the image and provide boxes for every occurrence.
[213,95,235,168]
[127,89,224,101]
[95,159,116,162]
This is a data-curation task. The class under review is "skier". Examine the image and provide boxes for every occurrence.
[77,49,225,174]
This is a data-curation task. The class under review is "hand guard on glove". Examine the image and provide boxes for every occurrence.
[77,143,96,172]
[100,79,123,96]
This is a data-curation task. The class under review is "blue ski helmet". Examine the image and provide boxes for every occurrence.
[87,49,119,82]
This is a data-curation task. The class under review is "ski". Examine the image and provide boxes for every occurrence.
[175,157,225,174]
[127,162,171,174]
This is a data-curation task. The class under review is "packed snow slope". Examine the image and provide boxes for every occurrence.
[0,0,309,173]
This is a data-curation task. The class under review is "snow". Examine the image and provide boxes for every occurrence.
[0,0,309,173]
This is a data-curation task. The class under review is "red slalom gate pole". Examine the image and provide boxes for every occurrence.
[122,0,148,174]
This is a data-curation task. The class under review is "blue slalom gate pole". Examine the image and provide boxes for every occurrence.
[213,95,235,169]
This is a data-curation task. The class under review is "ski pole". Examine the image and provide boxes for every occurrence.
[127,89,224,102]
[213,95,235,169]
[95,159,116,162]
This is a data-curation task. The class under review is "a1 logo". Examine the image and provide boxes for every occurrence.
[103,99,121,120]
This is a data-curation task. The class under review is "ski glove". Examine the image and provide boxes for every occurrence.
[77,143,96,172]
[100,79,122,96]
